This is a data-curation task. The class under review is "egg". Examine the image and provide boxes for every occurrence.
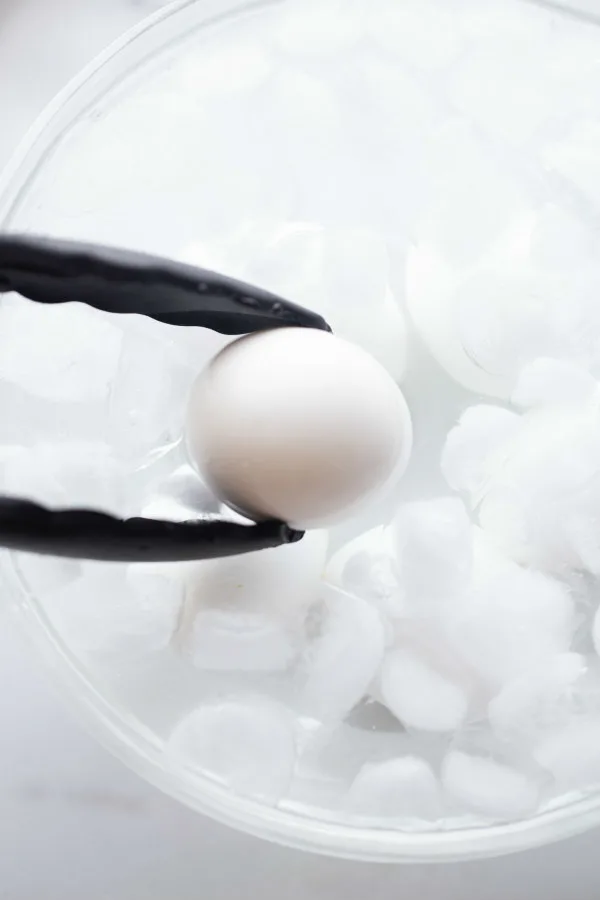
[186,328,412,528]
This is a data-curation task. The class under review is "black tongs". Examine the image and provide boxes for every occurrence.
[0,234,331,564]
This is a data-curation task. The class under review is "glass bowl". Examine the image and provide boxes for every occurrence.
[3,0,600,863]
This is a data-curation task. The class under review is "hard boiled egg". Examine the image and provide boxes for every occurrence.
[186,328,412,528]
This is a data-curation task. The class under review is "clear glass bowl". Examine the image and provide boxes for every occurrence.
[2,0,600,863]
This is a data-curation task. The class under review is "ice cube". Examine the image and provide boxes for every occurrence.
[593,608,600,658]
[405,248,509,399]
[380,648,469,733]
[530,205,595,272]
[512,359,598,411]
[533,717,600,789]
[181,608,298,673]
[176,223,284,289]
[300,584,386,723]
[449,568,574,687]
[441,405,522,496]
[310,227,408,382]
[247,223,407,381]
[243,222,324,310]
[176,239,228,273]
[184,529,328,619]
[0,442,123,513]
[267,69,342,155]
[339,294,409,384]
[272,0,363,57]
[362,58,440,141]
[168,695,296,804]
[47,563,182,657]
[176,40,272,99]
[366,0,461,71]
[15,553,82,597]
[457,267,564,385]
[441,751,542,820]
[347,756,441,820]
[477,407,600,574]
[142,464,222,521]
[325,527,403,624]
[544,120,600,210]
[0,296,122,403]
[413,120,531,269]
[449,43,556,145]
[108,321,198,460]
[471,526,520,589]
[390,498,473,611]
[49,82,210,215]
[409,151,541,395]
[320,228,390,312]
[488,653,586,741]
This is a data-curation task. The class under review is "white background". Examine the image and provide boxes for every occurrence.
[2,0,600,896]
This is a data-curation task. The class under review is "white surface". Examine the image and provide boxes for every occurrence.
[3,0,600,896]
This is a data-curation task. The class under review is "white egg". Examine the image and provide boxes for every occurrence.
[186,328,412,527]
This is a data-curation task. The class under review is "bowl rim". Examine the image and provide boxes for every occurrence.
[1,0,600,864]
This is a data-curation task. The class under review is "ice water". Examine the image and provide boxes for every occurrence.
[4,0,600,829]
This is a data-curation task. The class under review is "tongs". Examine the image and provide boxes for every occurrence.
[0,234,331,563]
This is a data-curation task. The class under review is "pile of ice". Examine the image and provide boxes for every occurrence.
[159,495,599,821]
[160,360,600,821]
[444,359,600,578]
[323,497,591,820]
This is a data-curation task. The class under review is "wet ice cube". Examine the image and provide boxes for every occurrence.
[300,584,386,724]
[530,205,595,272]
[450,569,574,687]
[339,294,408,384]
[47,563,182,657]
[366,0,460,71]
[441,405,522,495]
[457,267,563,384]
[320,228,390,312]
[325,527,403,625]
[449,43,556,145]
[478,408,600,575]
[251,224,407,382]
[347,756,441,820]
[268,69,341,149]
[416,124,530,268]
[390,497,473,609]
[243,222,324,310]
[0,296,122,403]
[442,751,541,820]
[273,0,363,56]
[0,442,123,513]
[362,58,440,140]
[182,608,298,673]
[544,120,600,210]
[184,529,328,618]
[168,696,296,804]
[109,323,197,460]
[15,553,82,597]
[142,464,222,522]
[488,653,586,741]
[380,648,469,733]
[319,229,408,380]
[177,39,272,99]
[533,717,600,789]
[512,358,598,411]
[593,608,600,658]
